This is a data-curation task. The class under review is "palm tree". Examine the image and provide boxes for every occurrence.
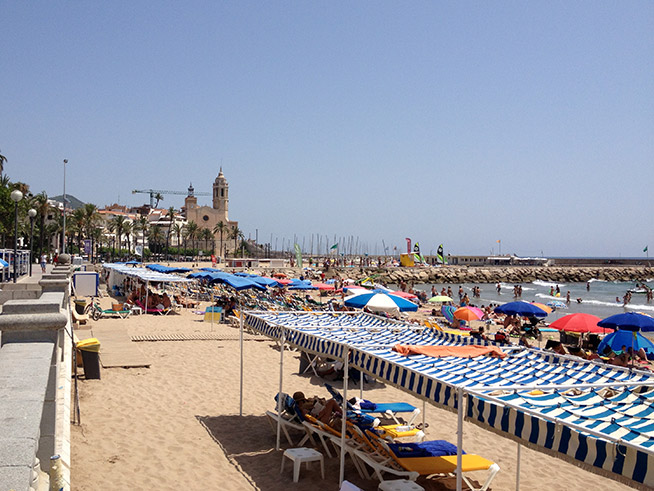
[82,203,101,262]
[111,215,126,258]
[230,226,242,257]
[213,221,226,259]
[34,192,53,258]
[106,220,117,259]
[185,221,199,260]
[148,225,165,257]
[136,215,149,257]
[123,221,134,256]
[199,228,212,255]
[0,149,6,178]
[72,208,85,253]
[172,223,184,260]
[165,206,175,260]
[154,193,163,208]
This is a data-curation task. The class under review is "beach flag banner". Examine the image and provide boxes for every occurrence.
[413,242,420,254]
[437,244,445,264]
[405,237,411,254]
[294,243,303,269]
[330,243,338,251]
[645,246,649,252]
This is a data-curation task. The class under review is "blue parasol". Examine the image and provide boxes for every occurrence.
[494,301,548,318]
[598,312,654,332]
[597,330,654,354]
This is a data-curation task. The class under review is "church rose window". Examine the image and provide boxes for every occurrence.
[203,215,209,221]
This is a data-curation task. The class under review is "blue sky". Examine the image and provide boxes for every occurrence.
[2,2,652,257]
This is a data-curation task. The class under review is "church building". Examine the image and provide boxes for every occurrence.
[184,168,239,257]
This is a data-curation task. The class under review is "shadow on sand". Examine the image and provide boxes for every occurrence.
[196,414,467,491]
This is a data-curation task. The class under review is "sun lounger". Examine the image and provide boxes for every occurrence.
[366,430,500,491]
[265,393,313,448]
[89,302,131,320]
[135,299,166,315]
[302,414,370,479]
[325,383,420,425]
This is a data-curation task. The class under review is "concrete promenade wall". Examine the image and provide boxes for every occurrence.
[0,263,72,491]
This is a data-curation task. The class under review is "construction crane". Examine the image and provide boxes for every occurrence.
[132,188,210,208]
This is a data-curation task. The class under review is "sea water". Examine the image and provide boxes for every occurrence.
[411,279,654,322]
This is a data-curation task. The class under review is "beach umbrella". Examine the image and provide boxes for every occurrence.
[313,282,335,291]
[275,278,293,285]
[531,302,553,314]
[598,312,654,332]
[453,307,482,321]
[494,301,548,318]
[250,276,280,287]
[550,313,604,334]
[429,295,453,303]
[441,305,455,323]
[391,290,419,301]
[0,259,8,268]
[344,290,418,313]
[597,330,654,355]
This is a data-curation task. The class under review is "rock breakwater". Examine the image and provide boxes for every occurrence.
[319,266,654,285]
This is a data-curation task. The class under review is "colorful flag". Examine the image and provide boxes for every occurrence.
[330,243,338,250]
[645,246,649,253]
[437,244,444,264]
[405,237,411,254]
[497,239,501,243]
[413,242,420,254]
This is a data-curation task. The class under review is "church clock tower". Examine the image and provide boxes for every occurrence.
[212,168,229,221]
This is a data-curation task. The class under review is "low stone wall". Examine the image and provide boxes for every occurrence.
[0,267,71,491]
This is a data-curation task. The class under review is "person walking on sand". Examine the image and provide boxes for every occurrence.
[566,291,571,304]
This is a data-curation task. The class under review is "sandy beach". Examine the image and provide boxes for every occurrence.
[69,292,638,491]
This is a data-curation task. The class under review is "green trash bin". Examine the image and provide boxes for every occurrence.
[77,338,101,379]
[74,299,87,315]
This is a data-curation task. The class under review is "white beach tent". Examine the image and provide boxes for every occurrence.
[240,310,654,490]
[101,263,193,311]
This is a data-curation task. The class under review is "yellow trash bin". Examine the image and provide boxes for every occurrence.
[77,338,101,379]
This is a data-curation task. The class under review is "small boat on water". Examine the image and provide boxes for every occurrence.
[628,283,651,294]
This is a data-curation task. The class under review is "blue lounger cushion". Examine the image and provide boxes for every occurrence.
[388,440,464,458]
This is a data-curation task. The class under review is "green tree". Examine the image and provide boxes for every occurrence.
[148,225,165,257]
[0,149,6,178]
[213,221,226,259]
[154,193,163,208]
[165,206,175,260]
[230,226,242,257]
[185,221,199,260]
[172,222,184,260]
[82,203,101,261]
[123,221,134,255]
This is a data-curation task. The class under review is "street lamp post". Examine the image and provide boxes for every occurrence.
[10,190,23,283]
[62,159,68,254]
[28,208,37,276]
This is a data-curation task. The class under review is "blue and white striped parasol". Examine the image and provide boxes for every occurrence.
[344,289,418,313]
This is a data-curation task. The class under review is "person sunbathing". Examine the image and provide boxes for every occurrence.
[292,391,342,424]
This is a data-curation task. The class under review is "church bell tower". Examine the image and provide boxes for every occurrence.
[212,168,229,221]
